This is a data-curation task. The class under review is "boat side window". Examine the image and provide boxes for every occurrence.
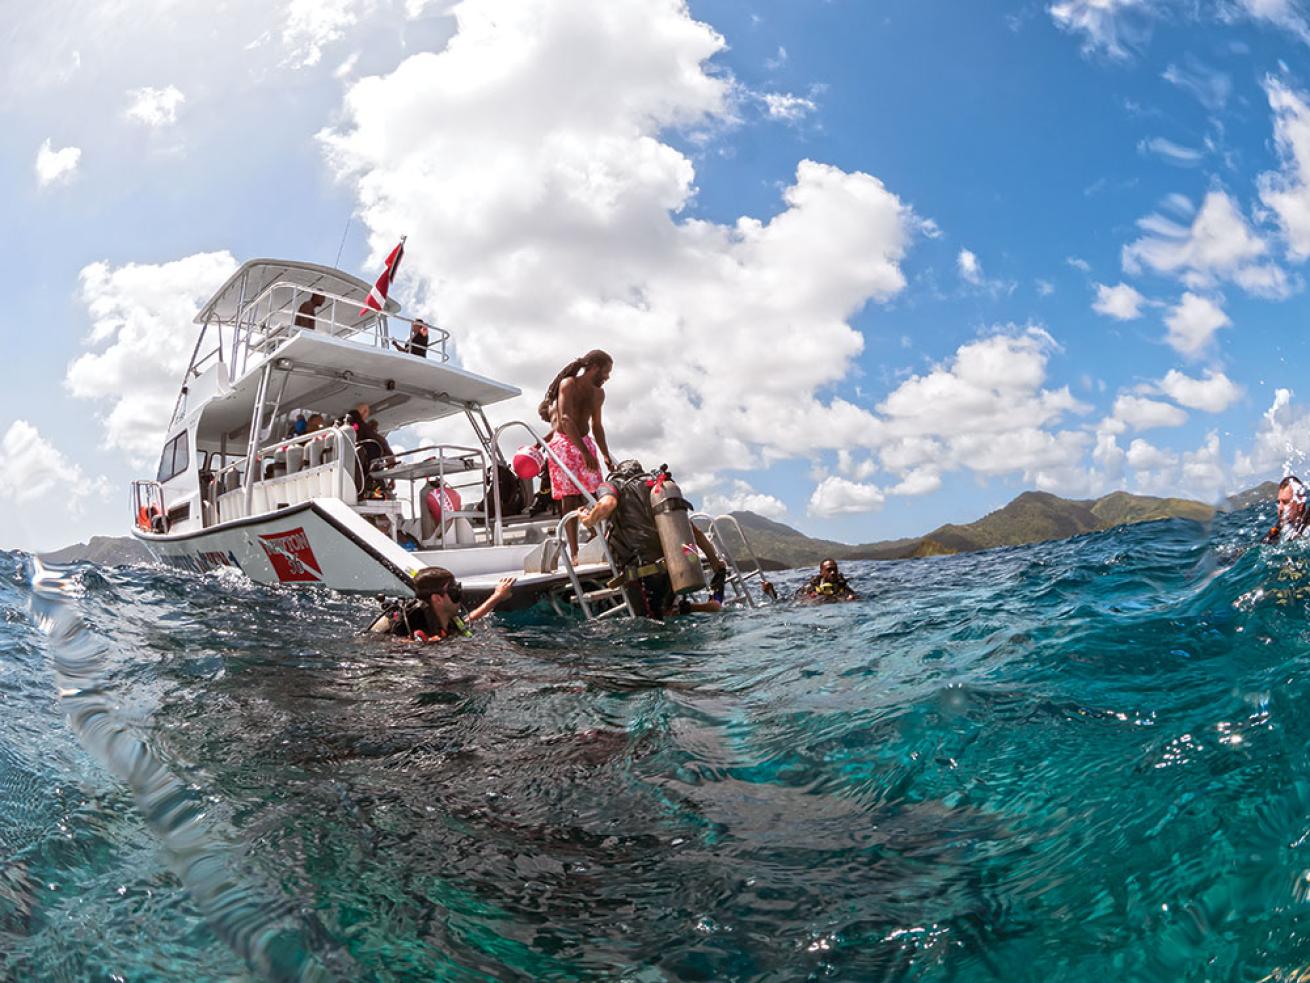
[157,432,191,483]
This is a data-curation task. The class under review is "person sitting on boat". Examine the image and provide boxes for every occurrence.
[294,292,326,331]
[346,402,395,497]
[370,567,516,642]
[796,558,858,603]
[538,350,615,563]
[392,318,430,358]
[305,413,325,433]
[1265,476,1310,544]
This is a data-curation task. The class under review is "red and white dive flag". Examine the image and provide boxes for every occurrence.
[359,236,405,315]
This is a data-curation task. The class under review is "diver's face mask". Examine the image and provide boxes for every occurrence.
[428,581,463,607]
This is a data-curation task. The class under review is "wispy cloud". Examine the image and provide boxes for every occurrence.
[1138,136,1204,166]
[1161,57,1231,110]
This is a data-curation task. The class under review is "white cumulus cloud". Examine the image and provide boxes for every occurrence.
[320,0,923,495]
[1111,394,1188,431]
[125,85,185,126]
[1157,368,1242,412]
[807,476,885,517]
[35,139,81,187]
[0,421,108,511]
[701,480,788,519]
[65,252,240,463]
[1259,77,1310,261]
[1163,291,1230,357]
[1092,281,1147,319]
[873,327,1093,493]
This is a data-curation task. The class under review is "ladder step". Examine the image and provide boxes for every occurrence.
[568,587,625,604]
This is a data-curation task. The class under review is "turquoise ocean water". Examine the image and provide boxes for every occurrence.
[8,501,1310,979]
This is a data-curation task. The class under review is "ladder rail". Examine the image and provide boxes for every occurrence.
[552,508,633,620]
[692,512,775,606]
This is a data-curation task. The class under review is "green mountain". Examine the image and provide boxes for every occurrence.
[731,486,1267,570]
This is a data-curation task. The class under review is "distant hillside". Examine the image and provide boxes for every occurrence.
[844,489,1217,562]
[730,486,1263,570]
[1226,481,1278,512]
[714,512,857,570]
[39,536,152,566]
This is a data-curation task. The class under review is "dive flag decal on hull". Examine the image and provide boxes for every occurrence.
[258,527,323,583]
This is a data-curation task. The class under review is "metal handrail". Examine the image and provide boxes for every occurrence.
[229,280,450,378]
[552,508,632,620]
[129,480,166,533]
[212,426,353,520]
[692,512,774,607]
[377,443,491,548]
[491,420,601,547]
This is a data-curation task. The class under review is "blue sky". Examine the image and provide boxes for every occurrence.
[5,0,1310,552]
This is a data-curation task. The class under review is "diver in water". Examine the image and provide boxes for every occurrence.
[1265,476,1310,544]
[796,558,858,603]
[579,460,773,618]
[369,566,515,642]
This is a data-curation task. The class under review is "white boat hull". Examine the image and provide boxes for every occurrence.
[130,496,612,607]
[132,498,424,595]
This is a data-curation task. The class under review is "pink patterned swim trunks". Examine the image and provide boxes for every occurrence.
[547,432,602,500]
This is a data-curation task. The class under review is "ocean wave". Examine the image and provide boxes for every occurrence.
[8,503,1310,979]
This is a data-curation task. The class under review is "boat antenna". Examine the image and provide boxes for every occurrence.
[333,213,352,270]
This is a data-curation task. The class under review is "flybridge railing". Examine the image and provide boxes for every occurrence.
[202,280,450,382]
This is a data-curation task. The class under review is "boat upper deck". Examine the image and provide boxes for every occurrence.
[174,258,520,440]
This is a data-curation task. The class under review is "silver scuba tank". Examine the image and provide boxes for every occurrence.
[648,472,706,595]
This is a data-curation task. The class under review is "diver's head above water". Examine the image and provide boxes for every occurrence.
[1266,475,1310,544]
[819,558,842,584]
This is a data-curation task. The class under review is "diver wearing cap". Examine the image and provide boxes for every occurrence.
[796,558,858,603]
[369,566,515,642]
[1265,475,1310,545]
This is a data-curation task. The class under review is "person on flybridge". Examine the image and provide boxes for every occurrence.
[392,318,431,358]
[294,292,326,331]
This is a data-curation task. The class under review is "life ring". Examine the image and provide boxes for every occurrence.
[136,506,151,531]
[512,444,545,479]
[425,483,462,525]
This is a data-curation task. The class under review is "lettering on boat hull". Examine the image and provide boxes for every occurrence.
[257,527,323,583]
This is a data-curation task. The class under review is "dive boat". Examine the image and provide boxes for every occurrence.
[128,259,769,616]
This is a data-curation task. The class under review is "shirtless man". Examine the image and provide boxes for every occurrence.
[538,350,615,562]
[294,293,326,331]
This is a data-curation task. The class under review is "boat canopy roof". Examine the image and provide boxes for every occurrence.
[195,258,400,327]
[193,331,520,446]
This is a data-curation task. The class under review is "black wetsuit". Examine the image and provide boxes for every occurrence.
[379,599,472,641]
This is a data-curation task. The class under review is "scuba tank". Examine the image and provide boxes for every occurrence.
[648,467,705,595]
